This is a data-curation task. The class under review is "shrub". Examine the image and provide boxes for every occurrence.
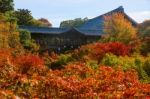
[0,49,150,98]
[86,60,99,70]
[50,54,74,69]
[135,58,149,81]
[101,53,136,71]
[143,57,150,77]
[71,42,131,63]
[89,42,130,62]
[101,53,119,67]
[19,29,39,52]
[13,54,44,74]
[140,39,150,55]
[72,47,90,60]
[138,20,150,55]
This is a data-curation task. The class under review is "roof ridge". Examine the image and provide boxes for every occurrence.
[75,28,103,31]
[96,6,124,18]
[79,6,124,29]
[19,25,68,30]
[81,6,124,25]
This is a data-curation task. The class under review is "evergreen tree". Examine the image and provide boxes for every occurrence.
[14,9,33,25]
[0,0,14,13]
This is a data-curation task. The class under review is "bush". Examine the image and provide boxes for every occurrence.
[101,54,136,71]
[13,54,44,74]
[143,57,150,77]
[80,42,131,63]
[101,53,119,67]
[72,47,90,61]
[0,49,150,98]
[19,29,39,52]
[86,60,99,70]
[100,53,150,82]
[50,54,74,69]
[140,40,150,55]
[135,58,149,81]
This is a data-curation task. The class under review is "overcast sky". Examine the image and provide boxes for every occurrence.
[14,0,150,27]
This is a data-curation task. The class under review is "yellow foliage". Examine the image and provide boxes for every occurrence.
[0,14,20,48]
[104,13,137,44]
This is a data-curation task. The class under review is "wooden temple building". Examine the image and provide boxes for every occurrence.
[19,6,137,51]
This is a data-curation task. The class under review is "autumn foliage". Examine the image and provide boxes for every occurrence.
[0,42,150,98]
[73,42,131,63]
[103,13,137,44]
[89,42,130,56]
[0,1,150,98]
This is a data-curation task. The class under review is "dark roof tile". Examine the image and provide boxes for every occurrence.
[75,28,103,36]
[19,6,137,36]
[79,6,137,29]
[19,26,70,34]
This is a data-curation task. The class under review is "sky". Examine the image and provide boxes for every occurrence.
[14,0,150,27]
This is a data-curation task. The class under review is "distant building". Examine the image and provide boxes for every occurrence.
[19,6,137,51]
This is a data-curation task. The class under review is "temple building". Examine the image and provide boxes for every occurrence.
[19,6,137,51]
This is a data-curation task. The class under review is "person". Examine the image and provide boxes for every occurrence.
[58,47,61,52]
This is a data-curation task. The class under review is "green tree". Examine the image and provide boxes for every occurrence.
[14,9,33,25]
[60,17,88,28]
[138,20,150,55]
[0,0,14,13]
[103,13,137,44]
[138,20,150,37]
[19,29,31,44]
[14,9,50,27]
[19,29,39,52]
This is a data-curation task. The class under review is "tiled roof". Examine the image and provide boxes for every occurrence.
[19,6,137,36]
[19,26,70,34]
[79,6,137,30]
[19,25,103,36]
[75,28,103,36]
